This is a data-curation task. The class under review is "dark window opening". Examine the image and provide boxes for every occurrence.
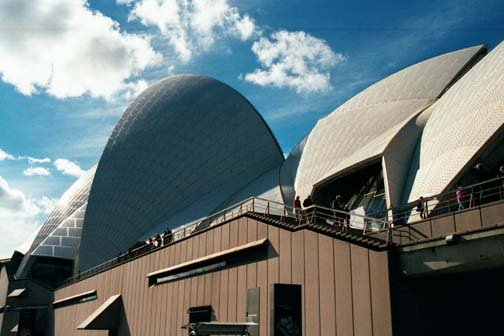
[29,256,73,288]
[148,239,268,286]
[188,305,214,323]
[53,290,97,309]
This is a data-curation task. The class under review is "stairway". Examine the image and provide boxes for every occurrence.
[246,212,389,251]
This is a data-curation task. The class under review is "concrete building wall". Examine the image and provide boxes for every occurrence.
[54,217,392,336]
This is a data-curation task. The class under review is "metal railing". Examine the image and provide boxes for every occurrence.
[391,177,504,225]
[59,197,385,287]
[365,176,504,244]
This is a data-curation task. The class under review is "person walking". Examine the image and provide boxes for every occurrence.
[456,186,465,210]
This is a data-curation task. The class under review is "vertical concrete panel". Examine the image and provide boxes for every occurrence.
[236,265,247,322]
[184,278,192,332]
[334,239,354,336]
[172,242,182,336]
[170,281,179,336]
[304,230,320,336]
[318,234,336,336]
[165,282,174,336]
[279,229,292,284]
[204,230,214,306]
[351,245,373,336]
[228,268,238,322]
[177,279,186,336]
[212,226,222,320]
[219,224,230,322]
[257,221,268,336]
[239,217,248,245]
[291,230,305,336]
[219,268,229,322]
[196,234,207,309]
[247,220,258,289]
[222,223,231,250]
[146,252,160,336]
[369,251,392,336]
[138,255,150,336]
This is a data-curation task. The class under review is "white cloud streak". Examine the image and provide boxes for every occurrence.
[0,148,15,161]
[23,167,51,177]
[245,30,345,93]
[125,0,258,62]
[54,158,86,178]
[18,156,51,164]
[0,0,162,99]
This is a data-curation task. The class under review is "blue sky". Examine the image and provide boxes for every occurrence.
[0,0,503,258]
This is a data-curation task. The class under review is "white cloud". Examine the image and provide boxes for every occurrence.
[23,167,51,177]
[54,158,86,178]
[36,196,57,215]
[0,148,15,161]
[15,227,41,255]
[126,0,257,62]
[0,176,44,257]
[121,79,150,100]
[0,0,162,99]
[244,30,345,93]
[0,176,40,216]
[18,156,51,164]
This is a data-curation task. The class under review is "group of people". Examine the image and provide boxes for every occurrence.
[293,194,350,231]
[147,227,173,248]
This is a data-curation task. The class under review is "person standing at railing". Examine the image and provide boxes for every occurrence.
[456,186,465,210]
[303,195,314,222]
[303,195,313,208]
[163,227,173,244]
[330,195,345,226]
[416,196,427,219]
[293,196,302,221]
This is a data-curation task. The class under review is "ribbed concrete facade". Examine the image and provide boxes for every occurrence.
[54,216,392,336]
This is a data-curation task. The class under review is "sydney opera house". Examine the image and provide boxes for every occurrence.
[2,41,504,335]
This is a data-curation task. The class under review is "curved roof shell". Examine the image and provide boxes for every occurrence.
[78,74,284,271]
[290,45,485,201]
[405,42,504,202]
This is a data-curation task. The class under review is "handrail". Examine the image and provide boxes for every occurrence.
[380,176,504,226]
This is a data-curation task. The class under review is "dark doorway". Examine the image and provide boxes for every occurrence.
[271,284,302,336]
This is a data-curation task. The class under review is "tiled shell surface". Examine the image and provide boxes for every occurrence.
[27,166,96,254]
[78,74,284,271]
[293,46,484,199]
[406,42,504,201]
[15,166,96,277]
[31,203,87,259]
